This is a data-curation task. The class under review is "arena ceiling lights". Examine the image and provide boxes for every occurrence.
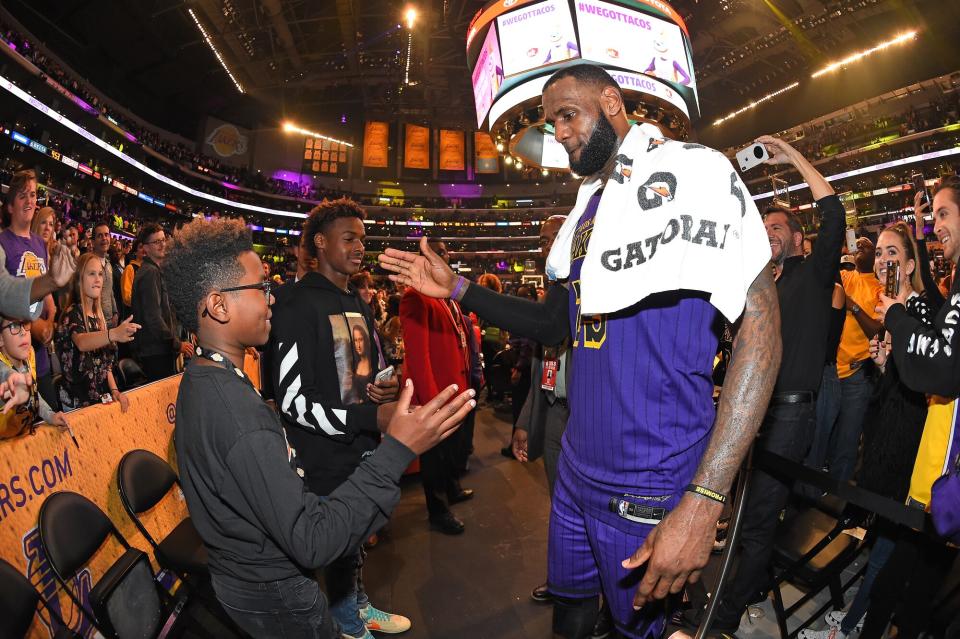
[188,8,245,94]
[281,121,353,148]
[714,29,919,127]
[811,31,918,79]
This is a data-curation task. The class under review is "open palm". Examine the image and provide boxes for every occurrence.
[378,237,458,299]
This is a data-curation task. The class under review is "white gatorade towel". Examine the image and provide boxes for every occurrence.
[546,123,772,322]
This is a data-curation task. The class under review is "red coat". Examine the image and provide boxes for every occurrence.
[399,289,470,406]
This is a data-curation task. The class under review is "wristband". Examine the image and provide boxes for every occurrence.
[450,276,466,301]
[685,483,727,505]
[106,328,113,344]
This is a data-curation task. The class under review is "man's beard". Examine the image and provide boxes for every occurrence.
[569,114,618,176]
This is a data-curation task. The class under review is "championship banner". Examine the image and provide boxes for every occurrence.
[474,132,499,173]
[362,121,389,168]
[403,124,430,170]
[0,376,186,638]
[439,130,465,171]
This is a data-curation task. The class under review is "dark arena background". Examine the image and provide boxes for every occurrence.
[0,1,959,638]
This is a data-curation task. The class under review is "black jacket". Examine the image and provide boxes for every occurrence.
[887,273,960,397]
[773,194,845,392]
[269,272,386,496]
[175,360,413,582]
[131,257,179,357]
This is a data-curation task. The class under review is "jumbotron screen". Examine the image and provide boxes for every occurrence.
[467,0,699,130]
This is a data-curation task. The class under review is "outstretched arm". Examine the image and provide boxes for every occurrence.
[379,237,569,344]
[623,265,781,607]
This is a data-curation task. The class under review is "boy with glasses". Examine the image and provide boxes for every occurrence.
[0,317,69,439]
[131,223,193,380]
[168,216,475,638]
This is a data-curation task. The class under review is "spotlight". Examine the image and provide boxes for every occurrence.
[504,156,513,165]
[405,7,417,29]
[495,142,504,152]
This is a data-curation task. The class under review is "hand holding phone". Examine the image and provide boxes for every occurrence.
[375,365,396,384]
[912,173,930,210]
[846,228,857,254]
[884,260,901,298]
[736,143,770,172]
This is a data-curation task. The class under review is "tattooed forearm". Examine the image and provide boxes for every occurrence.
[692,266,781,493]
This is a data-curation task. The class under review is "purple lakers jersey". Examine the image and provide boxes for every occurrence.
[565,192,720,518]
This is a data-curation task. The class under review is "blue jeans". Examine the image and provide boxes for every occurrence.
[841,535,895,634]
[807,365,874,482]
[211,572,338,639]
[325,547,368,636]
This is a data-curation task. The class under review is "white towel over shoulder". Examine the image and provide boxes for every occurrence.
[546,123,771,322]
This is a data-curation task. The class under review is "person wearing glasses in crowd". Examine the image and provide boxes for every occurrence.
[131,222,193,380]
[168,216,476,638]
[0,314,69,439]
[55,252,139,410]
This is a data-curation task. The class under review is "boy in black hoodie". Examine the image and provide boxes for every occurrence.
[270,199,410,638]
[169,216,476,639]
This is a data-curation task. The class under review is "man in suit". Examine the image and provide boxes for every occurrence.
[400,239,475,535]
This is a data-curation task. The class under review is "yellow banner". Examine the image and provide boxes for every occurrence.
[362,121,389,168]
[474,131,499,174]
[404,124,430,170]
[439,130,465,171]
[0,376,187,638]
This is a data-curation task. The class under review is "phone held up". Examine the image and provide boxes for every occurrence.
[912,172,931,212]
[884,260,901,299]
[736,143,770,172]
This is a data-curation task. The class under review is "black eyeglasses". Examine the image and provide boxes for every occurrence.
[220,280,273,301]
[0,321,26,336]
[202,280,272,318]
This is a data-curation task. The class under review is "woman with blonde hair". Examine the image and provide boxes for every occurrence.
[30,206,57,259]
[54,252,140,410]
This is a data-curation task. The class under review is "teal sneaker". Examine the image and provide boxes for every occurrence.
[360,604,412,634]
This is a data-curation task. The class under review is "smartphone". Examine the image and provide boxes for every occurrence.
[846,228,857,254]
[885,260,901,298]
[374,365,395,384]
[735,143,770,172]
[912,173,931,210]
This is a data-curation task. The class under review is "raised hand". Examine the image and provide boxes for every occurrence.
[48,241,77,288]
[1,371,33,414]
[111,316,141,343]
[755,134,799,166]
[385,379,476,455]
[378,237,460,299]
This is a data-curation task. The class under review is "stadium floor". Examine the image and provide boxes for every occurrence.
[183,400,863,639]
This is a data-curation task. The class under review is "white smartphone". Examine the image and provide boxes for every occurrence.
[735,143,770,172]
[846,228,857,253]
[374,366,395,384]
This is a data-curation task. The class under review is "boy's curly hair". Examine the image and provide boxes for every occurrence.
[162,217,252,334]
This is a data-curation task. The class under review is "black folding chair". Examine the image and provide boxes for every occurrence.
[117,449,207,580]
[0,558,80,639]
[38,491,184,639]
